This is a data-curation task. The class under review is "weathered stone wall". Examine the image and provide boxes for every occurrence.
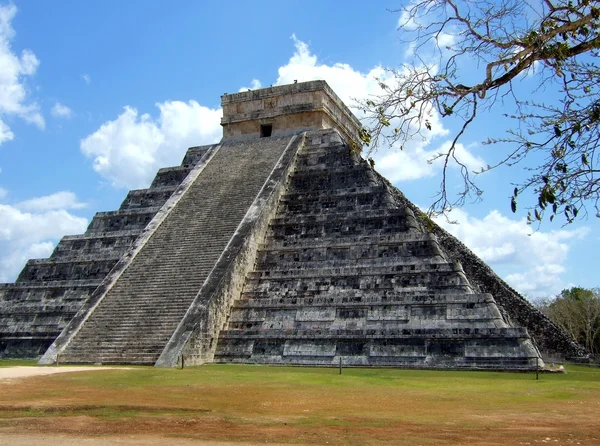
[157,134,305,366]
[1,144,216,359]
[40,143,223,365]
[214,129,542,370]
[384,182,587,358]
[4,80,581,367]
[221,80,361,148]
[43,135,302,365]
[222,111,324,139]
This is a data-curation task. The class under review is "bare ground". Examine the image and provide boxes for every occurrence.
[0,365,598,445]
[0,366,130,380]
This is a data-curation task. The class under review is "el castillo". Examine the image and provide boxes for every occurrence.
[0,81,587,369]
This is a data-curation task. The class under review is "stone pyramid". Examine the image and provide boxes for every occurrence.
[0,81,585,369]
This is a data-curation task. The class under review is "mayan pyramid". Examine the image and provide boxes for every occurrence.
[0,81,586,369]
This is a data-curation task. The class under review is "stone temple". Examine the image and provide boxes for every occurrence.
[0,81,586,369]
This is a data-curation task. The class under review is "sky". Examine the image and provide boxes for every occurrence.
[0,1,596,298]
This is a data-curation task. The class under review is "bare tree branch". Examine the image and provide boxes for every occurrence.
[360,0,600,223]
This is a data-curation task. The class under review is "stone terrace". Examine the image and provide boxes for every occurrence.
[0,145,215,358]
[0,80,584,366]
[213,129,541,369]
[55,135,297,365]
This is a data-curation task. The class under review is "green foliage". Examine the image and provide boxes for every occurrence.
[539,286,600,354]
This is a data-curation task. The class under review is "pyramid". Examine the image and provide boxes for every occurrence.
[0,81,586,369]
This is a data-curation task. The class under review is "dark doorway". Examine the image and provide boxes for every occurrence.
[260,124,273,137]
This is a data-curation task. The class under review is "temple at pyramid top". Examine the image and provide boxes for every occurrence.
[220,80,362,146]
[0,80,587,368]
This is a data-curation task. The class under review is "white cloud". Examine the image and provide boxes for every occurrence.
[82,74,91,85]
[0,4,44,143]
[434,209,589,297]
[397,1,423,30]
[403,41,417,59]
[436,32,456,48]
[396,2,465,76]
[275,34,386,107]
[375,141,485,183]
[239,79,262,92]
[0,193,88,282]
[0,118,13,144]
[16,191,86,212]
[505,265,568,297]
[80,101,222,189]
[80,36,483,190]
[1,241,53,283]
[0,186,6,199]
[51,102,73,118]
[272,36,483,184]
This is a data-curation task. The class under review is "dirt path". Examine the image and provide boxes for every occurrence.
[0,365,598,445]
[0,366,130,380]
[0,434,291,445]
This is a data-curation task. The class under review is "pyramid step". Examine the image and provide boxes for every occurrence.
[277,203,391,217]
[119,185,178,210]
[255,242,444,264]
[236,292,491,307]
[149,165,193,188]
[296,143,349,157]
[218,326,529,340]
[57,135,296,364]
[253,257,448,273]
[85,207,161,234]
[247,263,462,280]
[270,207,412,226]
[261,232,434,250]
[281,185,384,201]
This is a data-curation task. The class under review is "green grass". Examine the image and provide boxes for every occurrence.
[0,359,38,367]
[1,362,599,445]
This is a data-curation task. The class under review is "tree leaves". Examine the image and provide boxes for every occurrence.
[358,0,600,225]
[540,287,600,354]
[554,125,562,137]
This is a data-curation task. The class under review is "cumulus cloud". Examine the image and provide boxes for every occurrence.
[238,79,262,92]
[275,34,385,107]
[50,102,73,118]
[0,192,88,282]
[397,1,425,30]
[272,35,482,183]
[0,4,44,143]
[80,35,482,190]
[16,191,86,212]
[80,101,222,189]
[376,141,485,183]
[82,74,91,85]
[0,118,13,144]
[434,209,589,297]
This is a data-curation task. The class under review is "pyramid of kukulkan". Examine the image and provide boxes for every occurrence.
[0,81,586,369]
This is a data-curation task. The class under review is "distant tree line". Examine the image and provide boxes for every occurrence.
[535,287,600,355]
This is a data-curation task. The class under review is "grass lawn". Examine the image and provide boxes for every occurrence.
[0,359,38,367]
[0,362,599,445]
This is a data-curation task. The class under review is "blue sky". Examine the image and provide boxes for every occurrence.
[0,1,596,298]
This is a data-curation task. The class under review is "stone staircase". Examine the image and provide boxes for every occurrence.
[0,145,215,358]
[214,129,539,369]
[3,79,576,365]
[57,135,296,365]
